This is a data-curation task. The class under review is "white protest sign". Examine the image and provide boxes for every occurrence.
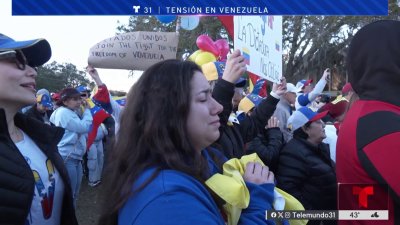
[234,16,282,83]
[88,31,179,71]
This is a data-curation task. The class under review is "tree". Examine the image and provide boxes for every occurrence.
[282,0,400,90]
[36,61,91,92]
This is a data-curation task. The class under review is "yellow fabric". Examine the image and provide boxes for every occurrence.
[332,95,348,104]
[248,78,254,93]
[202,62,219,81]
[36,94,43,103]
[275,188,308,225]
[205,153,307,225]
[206,154,261,225]
[238,96,255,113]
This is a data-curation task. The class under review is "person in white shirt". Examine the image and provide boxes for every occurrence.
[295,68,330,110]
[0,33,78,225]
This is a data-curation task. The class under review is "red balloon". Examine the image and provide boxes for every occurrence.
[196,35,219,57]
[214,39,230,60]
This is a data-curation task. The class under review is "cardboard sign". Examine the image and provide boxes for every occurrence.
[234,16,282,83]
[88,31,179,71]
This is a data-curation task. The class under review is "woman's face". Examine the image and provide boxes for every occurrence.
[0,52,37,109]
[304,119,326,144]
[186,71,223,151]
[63,96,82,110]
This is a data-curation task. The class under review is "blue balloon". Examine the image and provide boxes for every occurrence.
[156,16,177,24]
[180,16,200,31]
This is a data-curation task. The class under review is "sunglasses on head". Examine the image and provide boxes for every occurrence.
[0,50,36,71]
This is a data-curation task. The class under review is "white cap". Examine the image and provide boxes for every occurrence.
[286,83,301,93]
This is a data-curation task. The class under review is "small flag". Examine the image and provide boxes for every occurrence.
[242,47,250,65]
[112,96,126,106]
[275,41,280,51]
[86,99,110,150]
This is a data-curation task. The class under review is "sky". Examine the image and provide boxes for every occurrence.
[0,0,142,92]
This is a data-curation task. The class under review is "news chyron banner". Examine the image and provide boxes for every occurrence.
[12,0,387,15]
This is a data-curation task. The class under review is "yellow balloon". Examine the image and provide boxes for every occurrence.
[188,50,203,62]
[195,52,217,66]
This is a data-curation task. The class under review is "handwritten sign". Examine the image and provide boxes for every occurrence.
[234,16,282,83]
[88,31,179,71]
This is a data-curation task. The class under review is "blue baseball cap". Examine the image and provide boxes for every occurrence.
[36,94,53,108]
[295,79,313,90]
[76,85,91,93]
[287,107,328,131]
[0,33,51,67]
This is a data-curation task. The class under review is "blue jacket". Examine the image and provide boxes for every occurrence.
[119,150,275,225]
[50,106,92,160]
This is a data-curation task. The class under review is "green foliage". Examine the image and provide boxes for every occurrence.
[283,3,400,90]
[36,61,91,92]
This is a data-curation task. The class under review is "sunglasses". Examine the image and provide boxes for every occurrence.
[80,93,90,98]
[0,50,36,71]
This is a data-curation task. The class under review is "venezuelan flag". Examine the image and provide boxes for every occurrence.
[248,72,268,97]
[242,47,250,65]
[86,98,110,150]
[112,96,126,106]
[92,85,113,114]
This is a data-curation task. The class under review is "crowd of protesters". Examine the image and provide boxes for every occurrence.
[0,19,399,225]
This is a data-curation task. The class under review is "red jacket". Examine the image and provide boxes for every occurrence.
[337,100,400,225]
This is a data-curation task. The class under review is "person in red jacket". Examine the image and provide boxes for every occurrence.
[337,20,400,225]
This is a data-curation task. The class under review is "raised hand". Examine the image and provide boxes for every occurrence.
[266,116,279,129]
[272,77,287,96]
[86,65,103,86]
[322,68,330,82]
[221,49,247,84]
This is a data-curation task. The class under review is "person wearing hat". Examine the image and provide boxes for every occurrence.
[50,87,92,207]
[76,82,109,187]
[272,83,299,142]
[0,34,78,225]
[294,69,330,110]
[295,79,313,94]
[340,82,354,101]
[276,107,337,225]
[337,20,400,225]
[25,90,54,125]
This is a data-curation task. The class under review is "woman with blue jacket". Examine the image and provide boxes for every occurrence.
[50,87,92,206]
[98,59,276,225]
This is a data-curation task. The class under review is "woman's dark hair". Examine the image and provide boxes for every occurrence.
[293,121,312,139]
[98,60,213,225]
[56,87,80,107]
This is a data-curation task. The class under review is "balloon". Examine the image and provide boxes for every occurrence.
[188,50,203,62]
[194,52,217,66]
[156,16,176,24]
[180,16,200,31]
[196,35,219,57]
[214,39,230,60]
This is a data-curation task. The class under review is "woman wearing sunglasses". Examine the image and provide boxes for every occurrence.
[0,34,78,225]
